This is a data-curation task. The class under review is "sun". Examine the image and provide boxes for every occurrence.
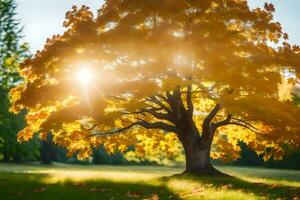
[77,68,92,84]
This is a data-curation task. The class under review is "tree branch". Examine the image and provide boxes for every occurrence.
[211,116,267,135]
[90,122,139,137]
[227,122,264,134]
[215,114,232,128]
[140,108,175,123]
[145,96,172,114]
[90,120,182,137]
[202,104,221,132]
[121,103,175,124]
[187,85,194,116]
[137,119,182,134]
[166,87,188,122]
[231,118,267,134]
[201,104,221,140]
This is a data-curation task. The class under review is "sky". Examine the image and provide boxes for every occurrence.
[16,0,300,52]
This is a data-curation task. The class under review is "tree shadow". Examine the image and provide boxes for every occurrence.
[0,172,180,200]
[164,173,300,199]
[1,169,299,200]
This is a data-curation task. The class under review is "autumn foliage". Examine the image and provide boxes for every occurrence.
[10,0,300,172]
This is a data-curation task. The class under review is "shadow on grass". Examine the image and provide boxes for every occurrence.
[164,173,300,199]
[0,172,179,200]
[1,170,299,200]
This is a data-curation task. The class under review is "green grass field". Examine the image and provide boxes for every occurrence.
[0,163,299,200]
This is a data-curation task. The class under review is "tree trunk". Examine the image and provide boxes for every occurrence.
[40,140,53,164]
[179,130,225,176]
[3,152,10,162]
[40,134,55,164]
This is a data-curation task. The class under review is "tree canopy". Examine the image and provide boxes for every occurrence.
[10,0,300,165]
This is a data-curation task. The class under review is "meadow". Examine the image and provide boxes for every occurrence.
[0,163,299,200]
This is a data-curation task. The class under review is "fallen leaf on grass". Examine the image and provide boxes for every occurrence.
[151,194,159,200]
[126,191,142,198]
[221,184,233,190]
[191,187,204,193]
[33,187,47,193]
[179,187,204,198]
[143,193,159,200]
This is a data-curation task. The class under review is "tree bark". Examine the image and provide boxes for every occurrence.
[179,130,223,176]
[135,91,229,176]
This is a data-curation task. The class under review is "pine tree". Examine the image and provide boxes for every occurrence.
[0,0,39,162]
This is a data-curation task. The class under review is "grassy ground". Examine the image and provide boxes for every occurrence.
[0,163,299,200]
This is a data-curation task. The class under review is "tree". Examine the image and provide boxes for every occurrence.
[0,0,38,162]
[10,0,300,175]
[0,0,25,89]
[40,134,56,164]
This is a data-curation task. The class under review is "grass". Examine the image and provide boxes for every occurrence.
[0,163,299,200]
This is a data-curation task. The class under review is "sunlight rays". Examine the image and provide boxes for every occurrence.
[77,68,93,85]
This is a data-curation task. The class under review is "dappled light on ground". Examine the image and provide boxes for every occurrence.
[0,163,299,200]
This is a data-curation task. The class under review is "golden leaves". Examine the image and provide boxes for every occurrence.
[264,3,275,13]
[17,107,53,142]
[9,0,300,163]
[125,132,184,165]
[17,127,35,143]
[63,5,94,29]
[9,84,25,114]
[211,133,241,162]
[278,78,294,102]
[283,33,289,40]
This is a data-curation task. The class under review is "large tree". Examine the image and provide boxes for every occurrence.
[0,0,38,162]
[11,0,300,174]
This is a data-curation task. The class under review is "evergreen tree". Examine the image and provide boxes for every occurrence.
[0,0,39,162]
